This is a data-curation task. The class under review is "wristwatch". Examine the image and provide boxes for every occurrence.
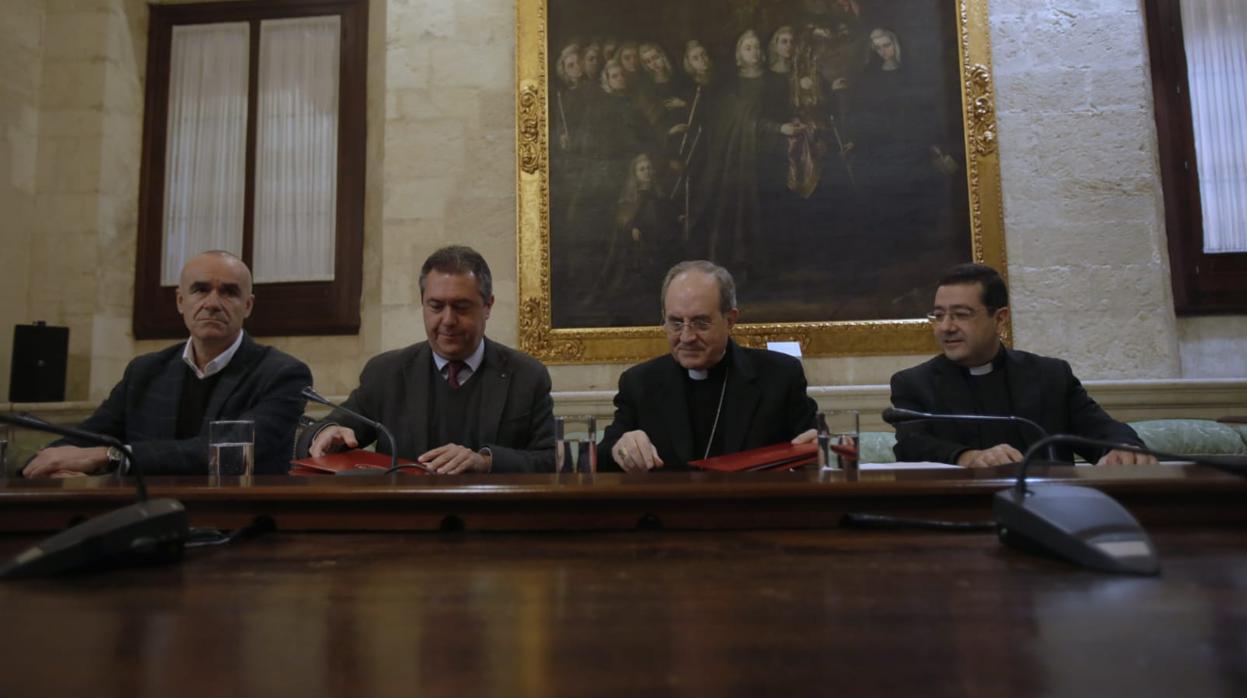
[105,446,126,473]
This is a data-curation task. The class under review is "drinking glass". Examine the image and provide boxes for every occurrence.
[555,415,597,475]
[818,410,859,475]
[209,420,255,479]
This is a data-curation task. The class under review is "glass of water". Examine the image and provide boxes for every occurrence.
[555,415,597,475]
[209,420,255,479]
[818,410,859,475]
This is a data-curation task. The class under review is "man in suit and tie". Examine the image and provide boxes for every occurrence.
[889,263,1154,467]
[598,260,818,471]
[22,250,311,477]
[302,246,555,474]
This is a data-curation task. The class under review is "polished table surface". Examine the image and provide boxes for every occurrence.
[1,466,1245,697]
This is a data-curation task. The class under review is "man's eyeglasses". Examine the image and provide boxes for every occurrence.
[664,318,716,334]
[926,309,982,324]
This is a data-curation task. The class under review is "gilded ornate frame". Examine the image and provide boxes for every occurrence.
[516,0,1006,364]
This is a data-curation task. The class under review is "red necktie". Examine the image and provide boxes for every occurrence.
[447,361,466,389]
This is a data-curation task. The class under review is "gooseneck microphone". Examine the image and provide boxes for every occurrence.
[301,386,399,473]
[996,434,1247,576]
[0,412,188,579]
[882,406,1057,462]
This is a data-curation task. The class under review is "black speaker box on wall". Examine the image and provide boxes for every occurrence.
[10,322,69,403]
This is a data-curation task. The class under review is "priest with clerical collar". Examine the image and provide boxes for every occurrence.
[598,260,818,472]
[889,263,1153,468]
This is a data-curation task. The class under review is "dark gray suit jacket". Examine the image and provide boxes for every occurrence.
[54,334,311,475]
[597,341,818,471]
[299,339,555,473]
[889,348,1143,464]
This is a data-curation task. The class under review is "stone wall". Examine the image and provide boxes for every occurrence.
[992,0,1176,378]
[1179,316,1247,378]
[0,0,44,400]
[1,0,145,401]
[1,0,1243,405]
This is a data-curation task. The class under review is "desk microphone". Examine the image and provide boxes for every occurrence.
[301,386,400,474]
[996,434,1247,576]
[882,407,1056,461]
[0,412,188,579]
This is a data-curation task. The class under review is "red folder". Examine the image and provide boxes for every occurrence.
[289,449,428,476]
[689,442,819,472]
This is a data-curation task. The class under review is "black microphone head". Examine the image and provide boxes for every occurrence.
[0,412,49,430]
[882,407,923,425]
[300,386,330,406]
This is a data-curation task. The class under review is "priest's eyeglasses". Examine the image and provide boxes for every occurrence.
[925,308,979,324]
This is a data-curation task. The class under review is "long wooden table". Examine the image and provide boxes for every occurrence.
[1,466,1245,696]
[2,463,1245,532]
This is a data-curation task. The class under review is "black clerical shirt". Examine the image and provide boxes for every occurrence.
[962,349,1028,452]
[686,350,732,459]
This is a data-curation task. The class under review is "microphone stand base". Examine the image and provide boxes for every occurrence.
[0,498,189,579]
[993,484,1159,576]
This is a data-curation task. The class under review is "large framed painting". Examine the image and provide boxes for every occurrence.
[516,0,1006,363]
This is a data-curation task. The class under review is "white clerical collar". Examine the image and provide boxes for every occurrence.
[687,348,732,381]
[182,331,245,380]
[432,339,486,382]
[968,361,994,376]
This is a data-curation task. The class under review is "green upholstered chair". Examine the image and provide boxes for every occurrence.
[859,431,898,464]
[1130,419,1247,457]
[858,419,1247,465]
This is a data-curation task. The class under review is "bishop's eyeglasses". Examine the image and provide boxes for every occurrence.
[664,317,716,334]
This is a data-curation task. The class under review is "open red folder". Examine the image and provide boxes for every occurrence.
[689,440,859,472]
[289,449,428,476]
